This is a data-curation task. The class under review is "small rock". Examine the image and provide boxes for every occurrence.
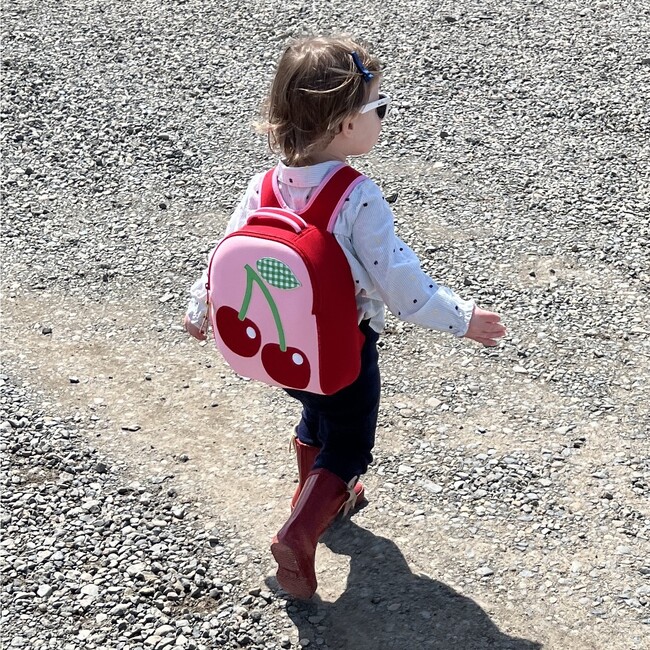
[126,563,147,577]
[421,480,444,494]
[172,506,186,519]
[109,603,129,616]
[80,584,100,598]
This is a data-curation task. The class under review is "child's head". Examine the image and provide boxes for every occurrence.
[260,35,382,166]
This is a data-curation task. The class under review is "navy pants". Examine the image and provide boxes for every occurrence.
[284,321,381,484]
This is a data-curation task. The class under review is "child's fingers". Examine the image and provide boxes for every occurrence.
[487,322,507,336]
[475,307,502,322]
[464,307,507,345]
[467,325,506,346]
[476,322,506,338]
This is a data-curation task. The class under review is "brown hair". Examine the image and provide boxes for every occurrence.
[258,35,381,166]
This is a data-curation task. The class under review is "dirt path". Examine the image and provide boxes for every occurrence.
[3,288,647,649]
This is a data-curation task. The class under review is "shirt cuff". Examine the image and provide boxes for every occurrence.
[448,293,475,337]
[415,286,475,337]
[186,271,208,327]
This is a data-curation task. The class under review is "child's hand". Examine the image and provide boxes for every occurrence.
[464,307,506,347]
[183,314,207,341]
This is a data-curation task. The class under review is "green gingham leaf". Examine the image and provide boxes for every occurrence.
[256,257,301,290]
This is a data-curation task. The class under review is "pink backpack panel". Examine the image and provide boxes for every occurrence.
[206,164,366,395]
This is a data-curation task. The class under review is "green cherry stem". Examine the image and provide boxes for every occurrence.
[240,264,286,351]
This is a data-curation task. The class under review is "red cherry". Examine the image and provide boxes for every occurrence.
[215,306,261,357]
[261,343,311,389]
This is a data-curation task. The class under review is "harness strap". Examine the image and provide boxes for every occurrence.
[302,166,364,231]
[258,165,365,232]
[259,169,280,208]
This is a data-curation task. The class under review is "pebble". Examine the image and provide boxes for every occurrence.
[420,480,444,494]
[80,584,100,598]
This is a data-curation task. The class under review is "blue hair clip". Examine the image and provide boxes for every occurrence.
[350,51,374,83]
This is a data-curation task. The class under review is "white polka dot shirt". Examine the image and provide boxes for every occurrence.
[187,160,475,336]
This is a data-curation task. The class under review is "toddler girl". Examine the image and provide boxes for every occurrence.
[184,35,506,599]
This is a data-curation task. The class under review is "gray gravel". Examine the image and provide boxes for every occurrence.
[0,376,297,650]
[2,0,649,648]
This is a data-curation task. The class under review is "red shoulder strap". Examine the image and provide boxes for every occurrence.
[300,165,364,231]
[258,165,364,231]
[259,169,281,208]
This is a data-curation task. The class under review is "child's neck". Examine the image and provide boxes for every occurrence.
[295,138,351,166]
[306,152,347,165]
[294,152,347,167]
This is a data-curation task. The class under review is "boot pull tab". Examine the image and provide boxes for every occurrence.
[342,476,359,516]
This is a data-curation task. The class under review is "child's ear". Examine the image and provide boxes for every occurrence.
[340,115,356,138]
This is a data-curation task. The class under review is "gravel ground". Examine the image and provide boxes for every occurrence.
[2,0,649,649]
[0,377,296,650]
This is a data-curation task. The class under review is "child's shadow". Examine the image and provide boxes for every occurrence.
[267,519,543,650]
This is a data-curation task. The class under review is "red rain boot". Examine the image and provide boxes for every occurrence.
[291,436,366,510]
[272,468,357,599]
[290,437,319,509]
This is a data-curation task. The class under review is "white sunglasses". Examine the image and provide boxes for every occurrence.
[359,93,391,119]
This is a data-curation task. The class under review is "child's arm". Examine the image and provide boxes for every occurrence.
[183,172,264,341]
[184,271,209,340]
[348,183,505,346]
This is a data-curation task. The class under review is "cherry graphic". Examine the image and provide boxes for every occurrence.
[262,343,311,389]
[222,261,307,385]
[215,306,261,357]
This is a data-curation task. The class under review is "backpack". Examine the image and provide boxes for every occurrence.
[205,163,366,395]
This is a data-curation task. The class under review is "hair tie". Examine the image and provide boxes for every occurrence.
[350,51,374,83]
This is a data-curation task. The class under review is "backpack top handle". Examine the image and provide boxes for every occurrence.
[246,208,309,233]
